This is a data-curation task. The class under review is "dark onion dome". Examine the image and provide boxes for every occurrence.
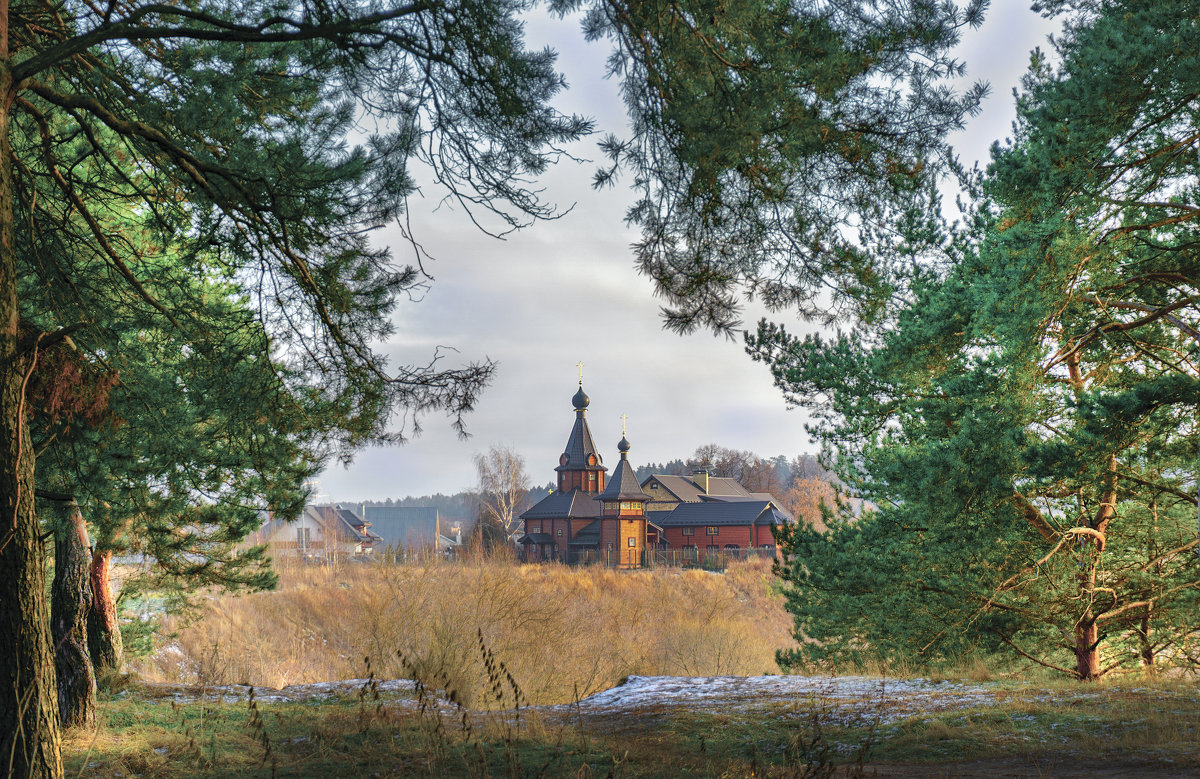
[557,383,605,473]
[596,437,649,502]
[572,385,590,410]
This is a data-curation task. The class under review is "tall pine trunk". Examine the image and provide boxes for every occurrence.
[51,506,96,729]
[0,52,65,777]
[88,548,123,675]
[1074,617,1101,681]
[1075,456,1117,683]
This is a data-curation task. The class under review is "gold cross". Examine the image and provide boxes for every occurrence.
[576,360,585,385]
[620,413,628,436]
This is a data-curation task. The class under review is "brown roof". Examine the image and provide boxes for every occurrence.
[640,473,751,502]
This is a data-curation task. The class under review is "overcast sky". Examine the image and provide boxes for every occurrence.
[314,5,1061,502]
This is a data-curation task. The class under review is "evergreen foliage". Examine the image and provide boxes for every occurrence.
[565,0,988,332]
[0,2,589,774]
[751,0,1200,680]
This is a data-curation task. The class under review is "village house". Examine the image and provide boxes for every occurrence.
[251,504,382,561]
[518,381,791,567]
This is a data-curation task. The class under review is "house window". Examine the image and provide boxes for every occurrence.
[297,527,310,546]
[556,528,563,537]
[681,527,695,536]
[627,537,636,547]
[705,526,719,536]
[607,542,613,550]
[553,544,559,553]
[529,523,540,534]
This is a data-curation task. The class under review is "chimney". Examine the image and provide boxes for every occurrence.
[694,468,709,495]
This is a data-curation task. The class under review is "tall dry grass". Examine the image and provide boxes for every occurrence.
[132,556,795,706]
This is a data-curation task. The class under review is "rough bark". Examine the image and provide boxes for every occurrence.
[1139,607,1154,670]
[0,46,65,777]
[87,548,123,675]
[1075,619,1101,680]
[51,507,96,729]
[1074,456,1117,682]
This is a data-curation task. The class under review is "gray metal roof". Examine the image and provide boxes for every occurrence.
[519,489,603,520]
[700,493,796,522]
[355,505,439,548]
[519,532,555,545]
[597,453,649,502]
[556,407,606,473]
[648,500,787,527]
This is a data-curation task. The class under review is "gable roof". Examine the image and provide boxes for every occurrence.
[640,473,751,502]
[700,493,795,522]
[308,505,382,543]
[647,500,787,527]
[520,489,603,520]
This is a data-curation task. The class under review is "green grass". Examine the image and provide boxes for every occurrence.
[63,677,1200,777]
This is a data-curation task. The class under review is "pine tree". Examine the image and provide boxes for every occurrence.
[0,3,588,775]
[750,0,1200,680]
[570,0,988,332]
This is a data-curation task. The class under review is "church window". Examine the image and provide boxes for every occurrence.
[681,527,695,536]
[706,526,719,536]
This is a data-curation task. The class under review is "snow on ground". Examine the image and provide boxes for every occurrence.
[549,675,998,726]
[144,673,1020,727]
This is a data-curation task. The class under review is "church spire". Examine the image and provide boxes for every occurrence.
[556,371,605,492]
[598,417,648,501]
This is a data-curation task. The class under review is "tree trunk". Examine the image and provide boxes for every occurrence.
[51,506,96,729]
[1139,607,1154,670]
[1074,618,1100,681]
[88,548,123,675]
[0,53,65,777]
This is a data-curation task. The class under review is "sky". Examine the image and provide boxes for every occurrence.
[314,4,1061,503]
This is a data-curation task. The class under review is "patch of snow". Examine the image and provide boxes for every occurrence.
[549,675,998,726]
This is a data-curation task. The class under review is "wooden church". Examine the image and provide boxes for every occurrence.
[518,378,789,568]
[517,380,653,568]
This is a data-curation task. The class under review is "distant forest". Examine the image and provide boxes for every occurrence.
[349,447,835,527]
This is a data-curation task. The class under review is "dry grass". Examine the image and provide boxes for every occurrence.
[131,556,795,707]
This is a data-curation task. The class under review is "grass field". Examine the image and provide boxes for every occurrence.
[64,674,1200,777]
[131,557,796,707]
[91,558,1200,777]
